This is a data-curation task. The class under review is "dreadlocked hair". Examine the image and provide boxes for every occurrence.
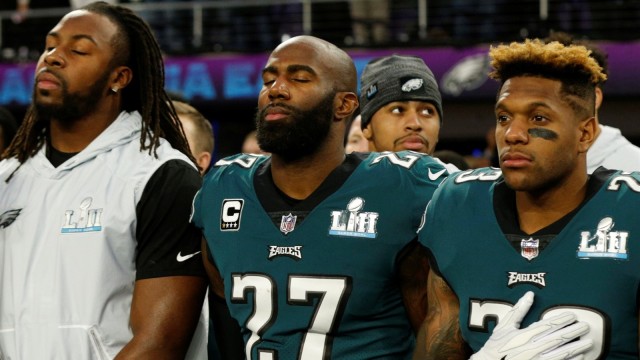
[2,106,45,163]
[3,2,196,171]
[489,39,607,118]
[83,2,196,165]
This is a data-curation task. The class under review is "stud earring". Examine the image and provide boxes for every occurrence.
[111,87,118,93]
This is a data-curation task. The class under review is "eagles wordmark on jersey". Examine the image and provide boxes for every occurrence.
[192,151,449,359]
[420,167,640,359]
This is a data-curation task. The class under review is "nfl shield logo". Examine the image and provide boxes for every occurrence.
[280,213,297,235]
[521,238,539,260]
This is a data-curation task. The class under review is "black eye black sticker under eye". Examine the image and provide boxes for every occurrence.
[528,128,558,140]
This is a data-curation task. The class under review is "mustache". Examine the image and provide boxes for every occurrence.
[394,133,429,145]
[36,68,64,83]
[259,103,299,118]
[35,68,67,93]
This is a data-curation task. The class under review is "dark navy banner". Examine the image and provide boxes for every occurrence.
[1,41,638,106]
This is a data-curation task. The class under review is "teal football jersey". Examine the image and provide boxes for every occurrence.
[419,167,640,359]
[192,151,449,359]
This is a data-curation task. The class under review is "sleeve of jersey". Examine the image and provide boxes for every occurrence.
[417,174,456,276]
[190,160,223,233]
[135,159,206,280]
[412,156,451,225]
[189,175,212,264]
[191,186,204,230]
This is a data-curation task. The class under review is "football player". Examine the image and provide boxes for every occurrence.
[415,39,638,359]
[359,55,443,156]
[192,35,451,359]
[0,3,207,358]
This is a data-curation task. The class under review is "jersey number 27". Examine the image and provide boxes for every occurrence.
[232,274,352,360]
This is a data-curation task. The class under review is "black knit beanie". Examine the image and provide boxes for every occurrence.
[359,55,443,130]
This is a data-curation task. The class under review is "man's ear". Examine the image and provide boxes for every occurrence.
[595,87,603,112]
[578,116,597,154]
[110,65,133,92]
[362,120,373,141]
[197,151,212,174]
[334,92,359,121]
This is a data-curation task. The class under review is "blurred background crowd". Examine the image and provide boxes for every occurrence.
[4,0,639,57]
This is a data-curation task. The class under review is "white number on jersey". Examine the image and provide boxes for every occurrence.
[371,151,420,169]
[232,274,351,359]
[455,169,502,183]
[215,155,261,169]
[607,173,640,192]
[469,299,606,359]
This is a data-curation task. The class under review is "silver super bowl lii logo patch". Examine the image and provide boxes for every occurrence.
[578,217,629,260]
[280,213,297,235]
[61,197,103,233]
[520,237,539,260]
[328,197,378,238]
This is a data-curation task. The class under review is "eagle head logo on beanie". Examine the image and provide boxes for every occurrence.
[401,78,424,92]
[359,55,443,130]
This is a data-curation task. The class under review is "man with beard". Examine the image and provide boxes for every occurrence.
[190,35,452,359]
[0,2,207,359]
[359,55,444,156]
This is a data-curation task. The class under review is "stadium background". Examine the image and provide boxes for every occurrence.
[0,0,638,163]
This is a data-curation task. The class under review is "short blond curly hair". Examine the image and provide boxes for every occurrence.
[489,39,607,117]
[489,39,606,84]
